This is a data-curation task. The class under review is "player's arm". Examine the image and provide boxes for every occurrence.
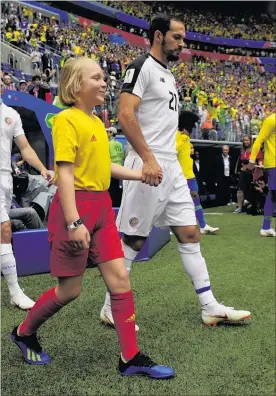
[177,144,195,180]
[118,93,153,163]
[249,117,273,164]
[118,61,162,186]
[14,135,46,173]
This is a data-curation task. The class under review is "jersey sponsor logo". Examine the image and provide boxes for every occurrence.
[124,68,135,84]
[4,117,13,125]
[129,217,138,227]
[91,134,97,142]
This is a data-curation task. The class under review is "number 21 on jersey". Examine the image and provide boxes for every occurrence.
[169,91,178,112]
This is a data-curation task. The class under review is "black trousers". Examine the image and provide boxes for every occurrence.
[216,176,231,206]
[108,178,122,208]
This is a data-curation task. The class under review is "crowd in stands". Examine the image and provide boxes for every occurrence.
[1,2,275,141]
[105,1,275,41]
[1,1,274,224]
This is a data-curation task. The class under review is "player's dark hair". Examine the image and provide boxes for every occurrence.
[178,111,199,134]
[148,14,183,46]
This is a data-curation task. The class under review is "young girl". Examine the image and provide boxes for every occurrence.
[11,58,174,379]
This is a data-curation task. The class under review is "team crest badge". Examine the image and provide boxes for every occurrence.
[5,117,13,125]
[129,217,138,227]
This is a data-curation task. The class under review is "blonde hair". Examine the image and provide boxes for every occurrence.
[58,57,98,106]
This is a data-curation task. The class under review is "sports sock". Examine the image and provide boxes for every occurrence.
[193,196,206,228]
[262,193,273,230]
[19,287,65,336]
[110,290,139,361]
[178,242,216,307]
[103,241,137,313]
[1,244,22,297]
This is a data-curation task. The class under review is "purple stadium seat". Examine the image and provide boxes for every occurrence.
[13,208,170,276]
[2,63,11,72]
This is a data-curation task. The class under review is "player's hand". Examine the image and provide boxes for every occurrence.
[68,224,91,251]
[246,162,255,171]
[142,157,163,187]
[41,169,55,184]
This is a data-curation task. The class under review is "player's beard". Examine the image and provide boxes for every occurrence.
[162,39,180,62]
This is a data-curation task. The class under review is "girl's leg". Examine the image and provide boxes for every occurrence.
[98,258,139,362]
[19,275,83,336]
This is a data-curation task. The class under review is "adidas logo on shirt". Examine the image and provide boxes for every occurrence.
[91,135,97,142]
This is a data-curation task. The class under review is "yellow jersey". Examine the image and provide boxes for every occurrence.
[52,107,111,191]
[250,113,276,169]
[176,131,195,180]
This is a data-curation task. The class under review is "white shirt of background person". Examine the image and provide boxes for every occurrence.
[223,154,230,177]
[31,50,41,63]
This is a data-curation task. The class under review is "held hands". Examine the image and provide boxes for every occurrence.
[142,156,163,187]
[68,224,91,251]
[41,169,55,184]
[246,162,255,171]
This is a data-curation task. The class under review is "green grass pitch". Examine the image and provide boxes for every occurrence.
[1,207,275,396]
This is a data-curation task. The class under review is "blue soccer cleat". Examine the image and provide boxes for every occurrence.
[118,352,175,379]
[10,326,51,365]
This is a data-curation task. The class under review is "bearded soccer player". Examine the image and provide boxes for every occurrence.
[100,14,250,328]
[248,113,276,237]
[176,111,219,234]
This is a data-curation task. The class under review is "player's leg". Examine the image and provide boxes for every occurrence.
[260,168,276,237]
[167,164,251,326]
[1,174,34,309]
[187,178,219,234]
[11,274,83,365]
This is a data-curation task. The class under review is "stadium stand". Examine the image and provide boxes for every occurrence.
[1,1,275,144]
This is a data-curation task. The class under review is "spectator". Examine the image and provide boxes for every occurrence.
[193,150,209,196]
[29,75,50,100]
[9,207,44,232]
[41,50,52,73]
[30,46,42,71]
[199,105,217,140]
[3,74,17,90]
[17,79,28,93]
[215,145,235,206]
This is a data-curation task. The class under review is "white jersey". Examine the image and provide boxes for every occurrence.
[0,103,25,172]
[121,53,179,158]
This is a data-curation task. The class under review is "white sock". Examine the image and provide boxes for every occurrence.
[1,244,22,298]
[178,242,217,308]
[103,240,138,313]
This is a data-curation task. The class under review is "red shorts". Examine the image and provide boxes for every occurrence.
[48,190,124,277]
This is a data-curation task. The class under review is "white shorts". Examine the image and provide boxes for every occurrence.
[116,154,196,236]
[0,173,13,224]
